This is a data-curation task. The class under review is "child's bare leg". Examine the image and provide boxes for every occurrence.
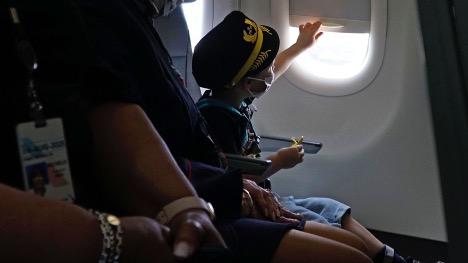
[302,221,369,255]
[271,229,373,263]
[341,215,385,257]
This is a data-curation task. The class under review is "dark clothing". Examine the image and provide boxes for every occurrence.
[197,95,250,155]
[0,0,237,214]
[77,0,244,217]
[1,0,299,261]
[80,0,221,167]
[217,218,301,263]
[80,1,302,260]
[197,92,261,156]
[0,0,99,206]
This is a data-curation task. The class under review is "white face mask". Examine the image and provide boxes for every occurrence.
[247,82,271,99]
[246,65,275,99]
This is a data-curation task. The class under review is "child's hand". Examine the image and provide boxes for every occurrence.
[275,145,305,169]
[295,21,323,50]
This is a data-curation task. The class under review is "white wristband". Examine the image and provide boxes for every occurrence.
[156,196,215,225]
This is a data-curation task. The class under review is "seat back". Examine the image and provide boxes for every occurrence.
[154,6,201,101]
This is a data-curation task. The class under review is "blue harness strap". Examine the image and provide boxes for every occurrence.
[197,98,243,116]
[196,98,250,146]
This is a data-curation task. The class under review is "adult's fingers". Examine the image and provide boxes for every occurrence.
[161,224,171,241]
[172,218,205,260]
[260,190,277,220]
[244,179,279,220]
[265,192,280,220]
[249,186,270,218]
[201,218,227,248]
[276,216,301,224]
[119,217,176,263]
[281,207,303,220]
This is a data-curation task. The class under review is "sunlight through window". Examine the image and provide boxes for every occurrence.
[182,1,204,51]
[288,27,369,79]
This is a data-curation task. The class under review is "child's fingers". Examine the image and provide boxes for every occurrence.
[315,31,324,40]
[294,145,304,152]
[312,21,322,29]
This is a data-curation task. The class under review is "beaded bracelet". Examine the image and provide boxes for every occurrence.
[90,210,123,263]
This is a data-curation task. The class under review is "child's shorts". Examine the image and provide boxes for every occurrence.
[277,195,351,227]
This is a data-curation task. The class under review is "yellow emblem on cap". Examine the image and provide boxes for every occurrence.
[260,25,273,36]
[250,50,271,71]
[243,18,258,44]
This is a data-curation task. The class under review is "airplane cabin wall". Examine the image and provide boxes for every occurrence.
[247,0,445,241]
[199,0,446,241]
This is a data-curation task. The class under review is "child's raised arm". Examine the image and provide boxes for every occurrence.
[273,21,323,78]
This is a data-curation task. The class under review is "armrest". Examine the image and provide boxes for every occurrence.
[224,153,272,176]
[257,179,272,190]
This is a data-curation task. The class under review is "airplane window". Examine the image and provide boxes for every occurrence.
[288,27,369,79]
[182,1,204,50]
[271,0,387,96]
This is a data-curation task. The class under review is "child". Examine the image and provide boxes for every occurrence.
[193,10,433,263]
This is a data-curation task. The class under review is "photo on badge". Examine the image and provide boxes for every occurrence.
[26,162,49,196]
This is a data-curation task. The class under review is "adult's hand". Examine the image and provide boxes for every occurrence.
[119,217,176,263]
[276,204,303,224]
[243,179,303,224]
[168,210,227,261]
[243,179,281,220]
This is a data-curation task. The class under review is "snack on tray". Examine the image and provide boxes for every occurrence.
[291,136,304,146]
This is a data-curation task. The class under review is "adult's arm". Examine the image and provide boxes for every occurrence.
[88,102,226,258]
[0,183,176,262]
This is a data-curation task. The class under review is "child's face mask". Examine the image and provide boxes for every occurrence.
[246,65,275,99]
[246,79,272,99]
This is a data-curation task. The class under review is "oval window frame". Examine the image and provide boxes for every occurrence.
[270,0,388,97]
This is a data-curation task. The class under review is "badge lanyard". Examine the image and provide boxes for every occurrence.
[8,6,76,202]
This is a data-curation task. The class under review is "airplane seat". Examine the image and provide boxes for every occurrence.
[154,6,201,101]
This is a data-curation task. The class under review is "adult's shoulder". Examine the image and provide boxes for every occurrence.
[76,0,143,27]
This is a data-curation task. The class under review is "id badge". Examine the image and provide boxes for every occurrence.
[16,118,75,202]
